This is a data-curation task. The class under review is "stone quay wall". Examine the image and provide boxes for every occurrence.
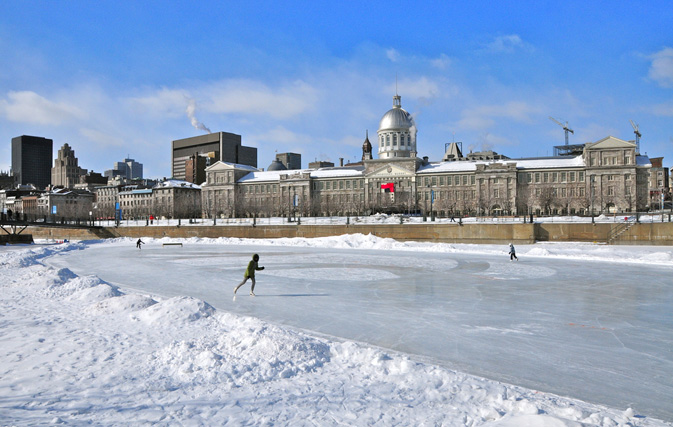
[26,222,673,245]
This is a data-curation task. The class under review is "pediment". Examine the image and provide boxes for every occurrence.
[205,161,258,172]
[367,163,415,178]
[205,161,233,171]
[586,136,636,150]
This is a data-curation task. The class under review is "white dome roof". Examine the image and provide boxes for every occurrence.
[378,95,413,132]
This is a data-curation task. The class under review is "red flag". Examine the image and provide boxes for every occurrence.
[381,182,395,193]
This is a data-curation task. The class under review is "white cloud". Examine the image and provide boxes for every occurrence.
[458,101,537,130]
[397,76,440,100]
[484,34,530,54]
[648,47,673,88]
[386,48,401,62]
[79,127,126,148]
[458,115,495,130]
[0,90,86,125]
[430,53,451,69]
[251,126,307,146]
[202,79,318,120]
[651,102,673,116]
[128,88,190,118]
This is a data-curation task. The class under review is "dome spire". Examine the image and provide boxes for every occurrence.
[393,94,401,109]
[362,130,373,161]
[393,74,402,108]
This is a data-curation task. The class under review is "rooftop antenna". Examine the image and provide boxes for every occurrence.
[629,119,641,154]
[549,116,574,145]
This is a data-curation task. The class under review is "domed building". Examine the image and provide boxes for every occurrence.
[200,93,654,220]
[377,94,417,159]
[266,159,287,171]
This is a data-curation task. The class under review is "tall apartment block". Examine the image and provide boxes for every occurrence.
[171,132,257,181]
[11,135,53,190]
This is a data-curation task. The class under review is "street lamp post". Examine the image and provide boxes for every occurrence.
[430,188,435,221]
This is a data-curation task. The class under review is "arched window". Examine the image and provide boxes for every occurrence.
[393,134,397,146]
[386,135,390,146]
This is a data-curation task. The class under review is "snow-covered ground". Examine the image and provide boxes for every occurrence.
[1,236,672,426]
[97,212,673,228]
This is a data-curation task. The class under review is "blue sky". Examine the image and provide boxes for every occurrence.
[1,1,672,178]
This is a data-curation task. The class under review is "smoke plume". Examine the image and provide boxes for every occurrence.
[186,99,211,134]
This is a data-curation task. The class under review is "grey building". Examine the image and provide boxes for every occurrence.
[308,160,335,169]
[275,152,301,170]
[171,132,257,181]
[104,158,143,180]
[11,135,53,190]
[202,94,657,219]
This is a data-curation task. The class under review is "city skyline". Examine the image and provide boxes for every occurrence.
[1,1,672,179]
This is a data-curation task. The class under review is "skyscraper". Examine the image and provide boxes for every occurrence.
[11,135,53,190]
[171,132,257,180]
[104,158,143,180]
[52,143,85,188]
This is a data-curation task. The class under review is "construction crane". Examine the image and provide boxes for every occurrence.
[549,117,574,146]
[629,119,641,154]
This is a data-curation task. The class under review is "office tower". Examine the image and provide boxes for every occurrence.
[11,135,53,190]
[171,132,257,180]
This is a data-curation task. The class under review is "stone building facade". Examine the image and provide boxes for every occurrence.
[201,95,656,219]
[95,180,201,220]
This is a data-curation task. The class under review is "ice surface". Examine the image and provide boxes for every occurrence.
[44,237,673,422]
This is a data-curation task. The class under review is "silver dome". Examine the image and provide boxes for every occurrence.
[378,95,413,131]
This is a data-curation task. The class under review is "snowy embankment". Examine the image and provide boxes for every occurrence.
[0,238,670,426]
[142,232,673,265]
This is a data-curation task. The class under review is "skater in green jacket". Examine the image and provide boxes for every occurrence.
[234,254,264,296]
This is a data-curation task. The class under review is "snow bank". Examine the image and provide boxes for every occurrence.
[109,233,673,266]
[0,241,669,425]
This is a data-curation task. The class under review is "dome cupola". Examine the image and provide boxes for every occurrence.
[377,94,417,159]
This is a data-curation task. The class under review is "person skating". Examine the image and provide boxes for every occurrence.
[234,254,264,296]
[508,243,518,261]
[136,238,144,249]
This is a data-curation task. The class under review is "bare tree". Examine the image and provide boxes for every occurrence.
[537,186,559,215]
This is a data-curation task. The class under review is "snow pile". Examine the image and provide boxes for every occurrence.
[112,233,673,266]
[0,242,670,425]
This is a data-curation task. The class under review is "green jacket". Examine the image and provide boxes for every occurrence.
[244,260,263,278]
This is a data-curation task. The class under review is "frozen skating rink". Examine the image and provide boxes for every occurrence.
[48,241,673,420]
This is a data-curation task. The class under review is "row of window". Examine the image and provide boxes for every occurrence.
[237,183,634,203]
[422,175,477,187]
[534,187,587,197]
[379,133,412,148]
[236,172,596,195]
[524,171,586,184]
[588,153,632,166]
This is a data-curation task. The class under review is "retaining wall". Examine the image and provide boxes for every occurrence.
[26,222,673,245]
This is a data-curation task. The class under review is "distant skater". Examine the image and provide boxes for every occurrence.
[508,243,518,261]
[234,254,264,296]
[136,238,144,249]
